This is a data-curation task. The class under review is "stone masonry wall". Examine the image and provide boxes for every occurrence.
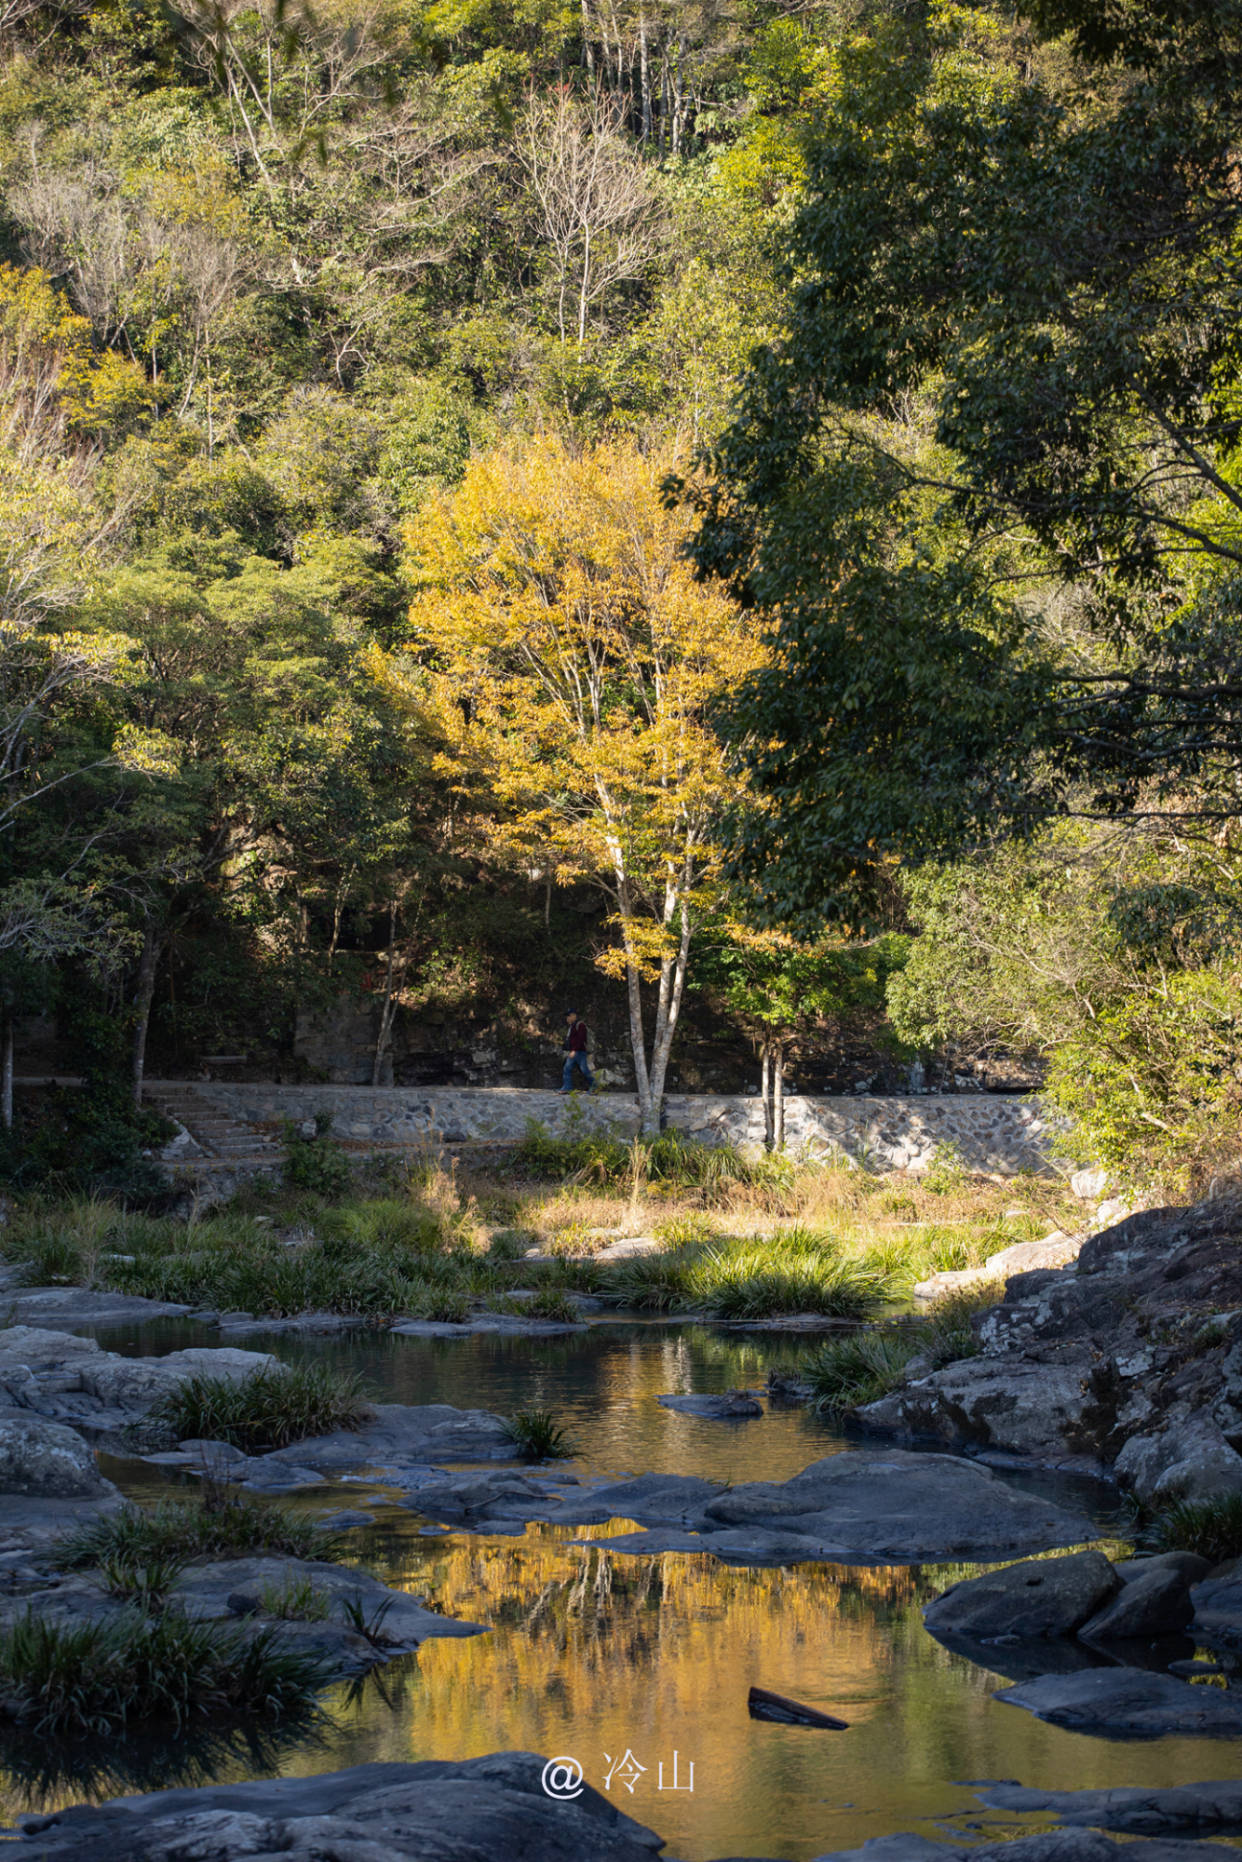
[156,1083,1060,1176]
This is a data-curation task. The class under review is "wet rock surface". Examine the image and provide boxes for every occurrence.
[975,1781,1242,1833]
[401,1449,1098,1564]
[1080,1554,1209,1640]
[809,1835,1242,1862]
[656,1390,763,1418]
[853,1199,1242,1487]
[923,1549,1119,1640]
[996,1666,1242,1736]
[5,1754,669,1861]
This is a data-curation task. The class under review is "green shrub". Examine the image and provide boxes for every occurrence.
[0,1610,330,1737]
[319,1198,446,1254]
[149,1364,371,1453]
[97,1550,188,1608]
[505,1408,576,1460]
[281,1118,353,1199]
[1144,1492,1242,1563]
[921,1289,989,1367]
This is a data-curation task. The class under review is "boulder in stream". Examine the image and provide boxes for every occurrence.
[923,1549,1119,1640]
[996,1666,1242,1736]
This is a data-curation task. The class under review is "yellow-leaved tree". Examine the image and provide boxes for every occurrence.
[373,434,765,1135]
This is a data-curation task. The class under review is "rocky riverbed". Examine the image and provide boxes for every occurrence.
[12,1755,1242,1862]
[851,1198,1242,1498]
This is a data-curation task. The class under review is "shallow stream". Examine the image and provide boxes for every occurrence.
[5,1316,1242,1861]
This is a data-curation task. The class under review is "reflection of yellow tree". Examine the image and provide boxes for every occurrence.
[373,436,766,1134]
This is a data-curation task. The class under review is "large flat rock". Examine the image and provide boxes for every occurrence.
[256,1401,519,1476]
[692,1450,1097,1562]
[0,1289,191,1329]
[996,1667,1242,1736]
[405,1451,1097,1564]
[976,1782,1242,1834]
[6,1753,667,1861]
[807,1835,1242,1862]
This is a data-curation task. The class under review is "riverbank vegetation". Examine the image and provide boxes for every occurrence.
[0,1137,1077,1322]
[0,0,1233,1201]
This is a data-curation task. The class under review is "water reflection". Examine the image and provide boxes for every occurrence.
[0,1714,332,1812]
[154,1517,1242,1862]
[14,1322,1235,1859]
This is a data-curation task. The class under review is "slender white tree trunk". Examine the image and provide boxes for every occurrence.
[760,1042,773,1151]
[774,1043,786,1152]
[644,893,692,1133]
[1,1009,13,1132]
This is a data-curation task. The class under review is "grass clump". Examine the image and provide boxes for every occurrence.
[97,1550,189,1608]
[505,1408,576,1461]
[0,1610,329,1737]
[602,1229,890,1320]
[685,1238,888,1321]
[1144,1492,1242,1563]
[258,1576,332,1622]
[58,1494,345,1570]
[149,1364,371,1453]
[803,1287,993,1416]
[805,1330,922,1416]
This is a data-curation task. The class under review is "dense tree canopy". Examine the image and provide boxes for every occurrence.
[692,0,1242,921]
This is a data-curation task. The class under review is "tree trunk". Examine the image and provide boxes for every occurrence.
[1,1008,13,1132]
[638,12,651,142]
[131,924,162,1110]
[760,1041,773,1150]
[372,899,400,1087]
[644,891,693,1132]
[774,1044,786,1152]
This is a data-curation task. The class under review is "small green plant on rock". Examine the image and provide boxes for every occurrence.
[258,1576,331,1622]
[97,1550,189,1609]
[526,1287,580,1321]
[58,1495,346,1570]
[505,1408,576,1461]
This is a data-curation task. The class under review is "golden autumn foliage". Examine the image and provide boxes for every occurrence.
[374,433,767,1124]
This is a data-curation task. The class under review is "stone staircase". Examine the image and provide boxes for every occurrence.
[144,1083,280,1162]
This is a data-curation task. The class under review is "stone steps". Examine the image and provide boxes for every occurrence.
[145,1088,279,1162]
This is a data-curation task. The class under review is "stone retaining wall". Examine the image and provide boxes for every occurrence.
[154,1083,1059,1176]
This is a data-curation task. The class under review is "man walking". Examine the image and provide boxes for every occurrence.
[559,1011,594,1093]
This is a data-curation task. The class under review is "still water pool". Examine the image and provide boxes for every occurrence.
[5,1318,1240,1861]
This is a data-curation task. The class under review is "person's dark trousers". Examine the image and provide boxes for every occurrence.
[561,1052,594,1091]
